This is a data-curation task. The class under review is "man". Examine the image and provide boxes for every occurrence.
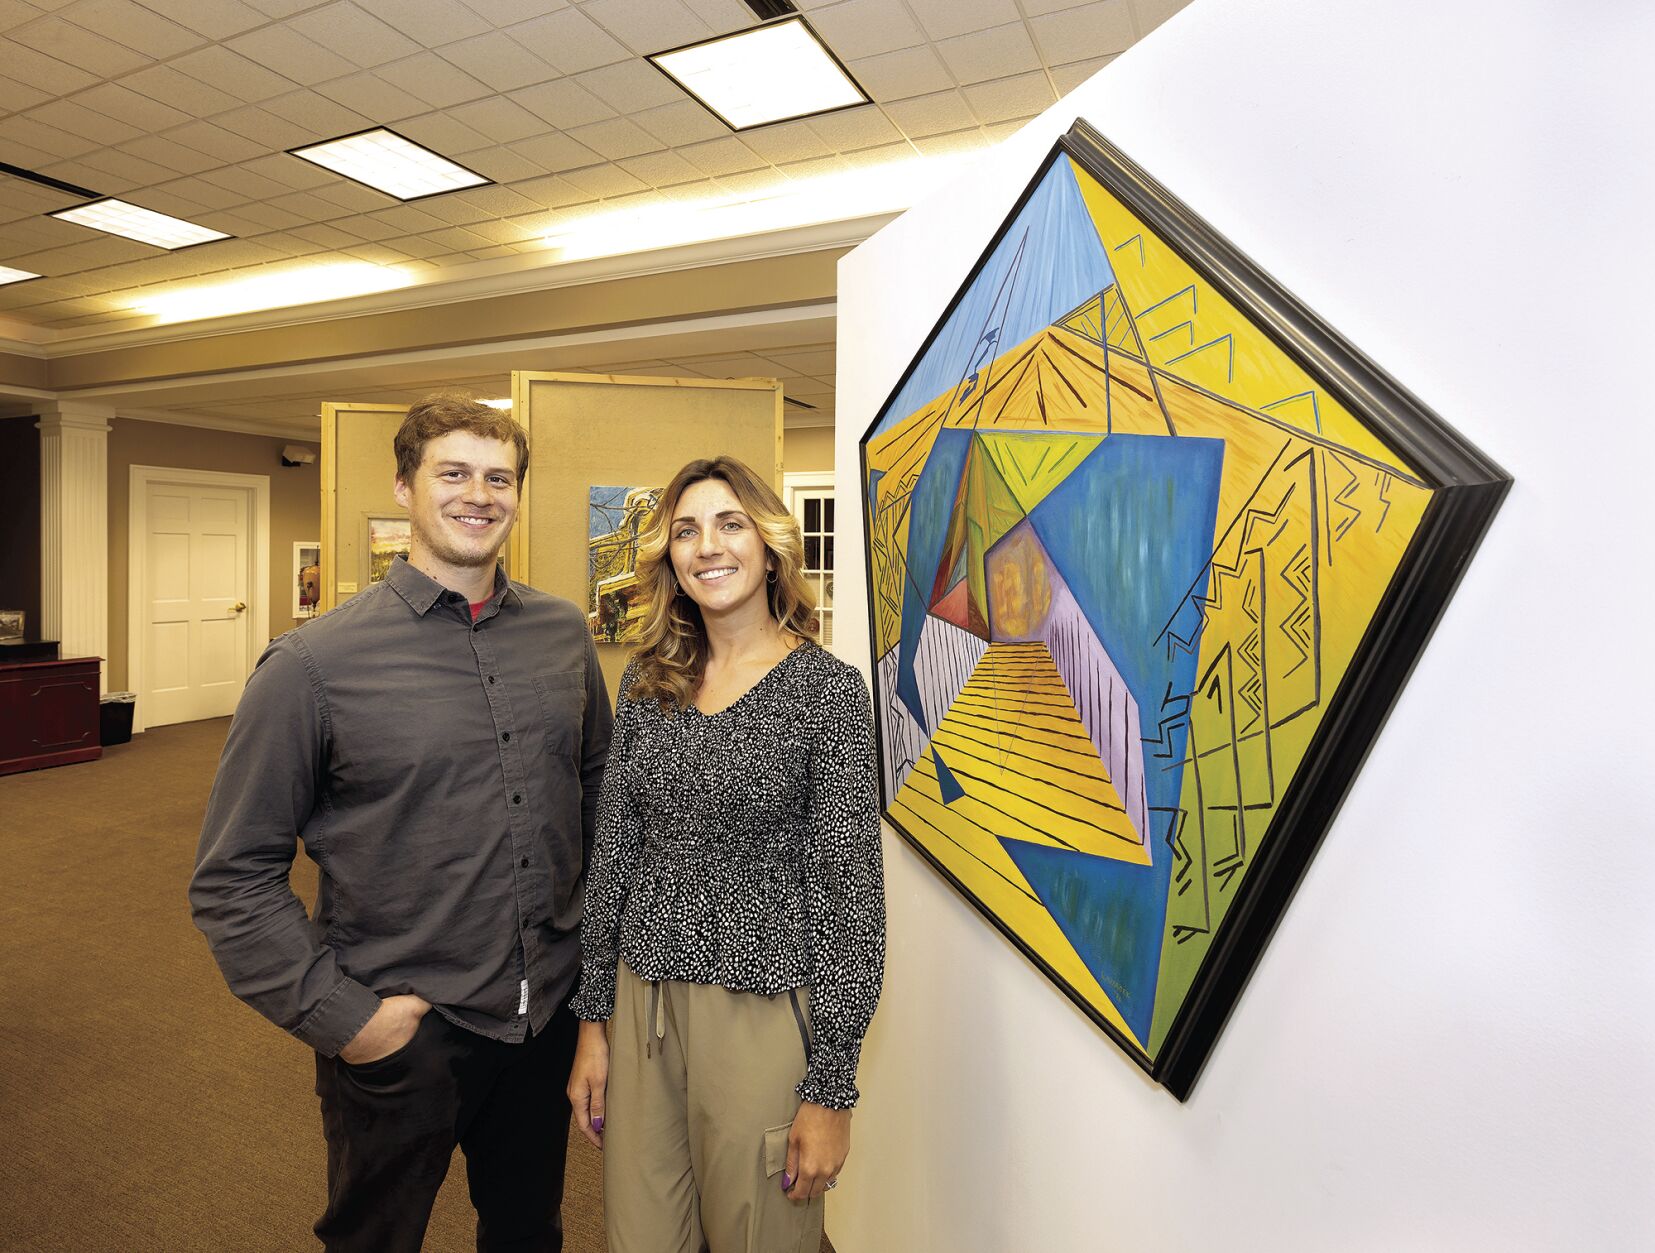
[191,394,610,1252]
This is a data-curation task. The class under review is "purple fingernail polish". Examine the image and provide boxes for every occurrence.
[780,1173,792,1191]
[592,1116,604,1132]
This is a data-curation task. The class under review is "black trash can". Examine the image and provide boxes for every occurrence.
[100,692,137,746]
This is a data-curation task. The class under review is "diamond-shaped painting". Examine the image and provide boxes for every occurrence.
[860,123,1510,1098]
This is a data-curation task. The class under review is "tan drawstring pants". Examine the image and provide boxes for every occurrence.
[604,961,823,1253]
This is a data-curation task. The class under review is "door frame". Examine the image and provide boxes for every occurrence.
[127,465,271,735]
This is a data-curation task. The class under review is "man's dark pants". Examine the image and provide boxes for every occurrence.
[312,1002,579,1252]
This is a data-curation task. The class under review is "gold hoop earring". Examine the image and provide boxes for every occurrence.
[766,568,777,584]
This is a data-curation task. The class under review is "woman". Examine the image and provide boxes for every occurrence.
[567,456,885,1253]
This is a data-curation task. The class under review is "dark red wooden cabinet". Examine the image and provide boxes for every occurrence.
[0,657,103,775]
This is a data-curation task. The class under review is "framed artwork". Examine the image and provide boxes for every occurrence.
[858,121,1510,1099]
[362,515,411,586]
[0,609,22,643]
[587,485,663,644]
[293,542,321,618]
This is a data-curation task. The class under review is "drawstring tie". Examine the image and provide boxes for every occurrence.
[646,980,666,1058]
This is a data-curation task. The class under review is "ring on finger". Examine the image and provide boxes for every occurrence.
[825,1179,838,1190]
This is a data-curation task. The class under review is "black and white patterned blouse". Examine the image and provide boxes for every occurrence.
[571,641,886,1109]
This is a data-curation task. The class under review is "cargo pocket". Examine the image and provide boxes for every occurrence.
[762,1122,793,1179]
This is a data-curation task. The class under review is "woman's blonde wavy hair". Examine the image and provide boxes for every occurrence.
[626,456,818,711]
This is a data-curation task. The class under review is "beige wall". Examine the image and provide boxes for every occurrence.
[782,424,834,472]
[107,419,320,691]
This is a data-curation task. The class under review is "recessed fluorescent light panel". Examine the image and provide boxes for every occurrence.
[290,128,490,201]
[650,16,868,131]
[50,199,229,250]
[0,265,42,285]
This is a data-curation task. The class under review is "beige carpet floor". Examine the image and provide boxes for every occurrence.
[0,717,830,1252]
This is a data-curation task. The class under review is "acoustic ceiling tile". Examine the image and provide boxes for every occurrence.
[290,222,361,248]
[65,0,204,58]
[9,16,151,77]
[0,74,51,114]
[213,105,312,150]
[313,72,429,124]
[615,148,703,188]
[632,100,727,147]
[805,106,902,153]
[573,59,684,113]
[368,203,446,233]
[909,127,991,157]
[373,53,492,111]
[2,43,101,93]
[509,79,615,130]
[557,163,647,198]
[166,120,271,164]
[448,145,543,184]
[349,0,490,46]
[509,176,592,211]
[737,119,834,165]
[198,164,295,200]
[507,9,628,76]
[26,98,146,145]
[676,136,764,177]
[243,0,326,15]
[229,200,313,230]
[119,134,220,175]
[577,0,709,55]
[288,2,424,70]
[440,182,542,217]
[322,212,402,240]
[846,45,953,102]
[507,132,602,174]
[566,117,661,162]
[1133,0,1194,35]
[1050,56,1112,95]
[680,0,751,37]
[150,176,247,210]
[447,97,546,144]
[1,115,101,159]
[880,89,977,138]
[127,0,265,41]
[806,0,926,60]
[72,82,193,133]
[904,0,1021,41]
[119,65,243,117]
[961,70,1056,124]
[436,31,558,93]
[454,0,561,27]
[264,88,374,137]
[226,25,359,86]
[933,22,1042,85]
[1028,3,1135,63]
[241,153,337,190]
[394,111,496,158]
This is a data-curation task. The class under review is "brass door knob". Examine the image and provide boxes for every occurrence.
[231,601,247,613]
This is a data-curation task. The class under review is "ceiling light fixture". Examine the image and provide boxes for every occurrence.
[50,199,229,250]
[479,399,512,410]
[649,16,868,131]
[0,265,42,286]
[122,260,417,325]
[290,128,491,201]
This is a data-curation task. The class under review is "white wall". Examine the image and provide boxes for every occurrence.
[830,2,1654,1249]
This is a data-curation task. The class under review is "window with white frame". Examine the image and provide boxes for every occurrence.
[785,472,835,647]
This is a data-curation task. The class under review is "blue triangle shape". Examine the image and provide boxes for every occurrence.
[1000,837,1162,1044]
[932,747,966,805]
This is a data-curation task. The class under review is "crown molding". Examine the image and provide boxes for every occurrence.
[114,405,321,441]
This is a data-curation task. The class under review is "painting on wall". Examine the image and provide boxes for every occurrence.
[363,516,411,586]
[588,485,663,644]
[293,542,321,618]
[859,121,1510,1099]
[0,609,22,643]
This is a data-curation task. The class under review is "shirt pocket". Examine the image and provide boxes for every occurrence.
[533,669,585,757]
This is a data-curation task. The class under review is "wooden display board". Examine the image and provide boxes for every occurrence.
[513,370,783,698]
[319,402,408,614]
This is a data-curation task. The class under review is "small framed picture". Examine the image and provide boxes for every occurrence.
[0,608,23,642]
[293,542,321,618]
[363,515,412,586]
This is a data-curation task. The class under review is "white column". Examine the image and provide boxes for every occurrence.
[38,401,113,692]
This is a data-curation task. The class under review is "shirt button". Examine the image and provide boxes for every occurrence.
[512,793,522,804]
[488,675,496,684]
[520,857,529,868]
[501,731,511,742]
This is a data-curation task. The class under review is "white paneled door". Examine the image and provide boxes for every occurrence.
[141,480,253,728]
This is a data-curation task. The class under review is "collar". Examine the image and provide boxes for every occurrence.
[384,555,518,617]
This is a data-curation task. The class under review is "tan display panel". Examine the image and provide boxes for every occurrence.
[320,402,407,614]
[514,371,783,697]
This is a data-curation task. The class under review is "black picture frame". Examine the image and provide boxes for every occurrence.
[857,120,1511,1100]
